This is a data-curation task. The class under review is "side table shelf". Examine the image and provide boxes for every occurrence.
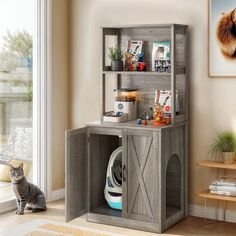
[197,160,236,170]
[198,189,236,202]
[197,160,236,221]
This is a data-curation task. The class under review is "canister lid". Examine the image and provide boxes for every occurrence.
[113,88,138,92]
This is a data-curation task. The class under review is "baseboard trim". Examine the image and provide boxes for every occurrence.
[188,204,236,223]
[49,188,65,202]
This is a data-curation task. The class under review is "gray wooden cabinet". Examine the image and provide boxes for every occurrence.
[66,123,187,233]
[66,23,188,233]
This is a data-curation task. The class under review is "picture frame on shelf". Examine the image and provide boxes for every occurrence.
[208,0,236,78]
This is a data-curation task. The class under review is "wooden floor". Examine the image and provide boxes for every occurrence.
[1,200,236,235]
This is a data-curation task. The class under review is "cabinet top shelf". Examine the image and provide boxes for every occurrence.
[102,71,171,76]
[197,160,236,170]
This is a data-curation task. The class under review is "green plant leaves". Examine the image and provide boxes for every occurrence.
[210,131,236,154]
[108,45,123,61]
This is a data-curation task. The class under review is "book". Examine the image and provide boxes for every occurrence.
[212,176,236,187]
[210,190,236,197]
[209,184,236,192]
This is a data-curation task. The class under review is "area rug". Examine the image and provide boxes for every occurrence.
[0,219,123,236]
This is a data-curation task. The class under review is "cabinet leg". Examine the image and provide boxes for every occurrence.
[204,168,207,223]
[223,200,226,221]
[216,199,219,221]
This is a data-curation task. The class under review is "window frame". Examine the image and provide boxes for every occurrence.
[0,0,53,213]
[33,0,52,200]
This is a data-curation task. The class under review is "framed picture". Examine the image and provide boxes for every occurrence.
[209,0,236,77]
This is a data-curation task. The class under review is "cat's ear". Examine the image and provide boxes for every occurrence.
[222,12,226,16]
[19,163,24,169]
[8,164,14,171]
[232,8,236,22]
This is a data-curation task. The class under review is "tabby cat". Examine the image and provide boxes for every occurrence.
[9,163,47,215]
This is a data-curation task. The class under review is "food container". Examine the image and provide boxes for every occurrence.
[103,112,128,123]
[113,89,137,120]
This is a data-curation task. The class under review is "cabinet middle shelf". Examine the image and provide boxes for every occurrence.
[102,66,185,75]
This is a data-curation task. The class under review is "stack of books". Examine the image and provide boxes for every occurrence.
[209,176,236,197]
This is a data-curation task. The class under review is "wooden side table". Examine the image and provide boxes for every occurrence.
[197,160,236,222]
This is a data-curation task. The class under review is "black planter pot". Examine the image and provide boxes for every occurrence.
[111,60,123,71]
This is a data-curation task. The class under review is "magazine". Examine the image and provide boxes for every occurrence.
[154,90,180,115]
[126,40,143,62]
[152,41,171,72]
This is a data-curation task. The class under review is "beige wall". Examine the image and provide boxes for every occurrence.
[70,0,236,207]
[52,0,69,190]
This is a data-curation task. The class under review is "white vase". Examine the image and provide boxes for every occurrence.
[222,152,235,164]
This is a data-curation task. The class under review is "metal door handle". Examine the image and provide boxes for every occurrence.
[122,165,126,182]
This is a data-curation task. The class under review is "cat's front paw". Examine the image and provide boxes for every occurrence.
[15,209,20,214]
[16,211,24,215]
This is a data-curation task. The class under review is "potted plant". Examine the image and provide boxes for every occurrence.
[210,131,236,164]
[108,45,123,71]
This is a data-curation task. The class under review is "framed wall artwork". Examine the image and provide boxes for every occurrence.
[208,0,236,78]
